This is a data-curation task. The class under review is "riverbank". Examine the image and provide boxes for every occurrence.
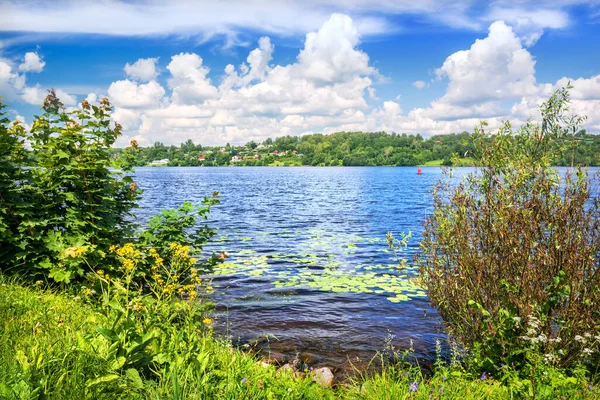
[1,277,596,399]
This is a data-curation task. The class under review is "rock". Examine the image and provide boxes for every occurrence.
[258,361,272,368]
[312,367,335,388]
[276,363,297,375]
[262,351,287,365]
[299,352,320,366]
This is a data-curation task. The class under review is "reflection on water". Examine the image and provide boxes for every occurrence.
[132,166,461,369]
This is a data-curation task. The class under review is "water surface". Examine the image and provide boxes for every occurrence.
[132,166,465,370]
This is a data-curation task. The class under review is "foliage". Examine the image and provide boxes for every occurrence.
[419,87,600,377]
[4,278,597,399]
[0,91,140,283]
[111,126,600,167]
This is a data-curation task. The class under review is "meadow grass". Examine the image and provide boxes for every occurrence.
[0,276,596,399]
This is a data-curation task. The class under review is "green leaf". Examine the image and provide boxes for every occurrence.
[125,368,144,389]
[86,374,120,388]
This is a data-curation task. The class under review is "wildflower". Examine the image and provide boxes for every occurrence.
[584,333,592,338]
[582,348,594,356]
[202,318,212,325]
[241,378,246,384]
[480,372,487,380]
[512,316,522,323]
[543,353,557,364]
[574,335,586,343]
[123,259,135,272]
[35,280,43,286]
[442,375,446,382]
[409,382,419,392]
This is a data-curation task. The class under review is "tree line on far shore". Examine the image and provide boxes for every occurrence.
[110,129,600,167]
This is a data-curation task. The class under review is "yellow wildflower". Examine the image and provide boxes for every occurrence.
[123,259,135,272]
[202,318,212,325]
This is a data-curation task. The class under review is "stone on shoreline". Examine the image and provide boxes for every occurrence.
[312,367,335,387]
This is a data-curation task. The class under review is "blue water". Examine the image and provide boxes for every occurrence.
[132,166,599,370]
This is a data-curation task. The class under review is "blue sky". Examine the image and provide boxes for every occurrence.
[0,0,599,146]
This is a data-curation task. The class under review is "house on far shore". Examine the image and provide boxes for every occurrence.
[231,155,243,163]
[198,154,205,161]
[150,159,169,166]
[272,150,279,156]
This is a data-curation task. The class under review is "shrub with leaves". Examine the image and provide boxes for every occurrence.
[419,87,600,374]
[0,90,141,282]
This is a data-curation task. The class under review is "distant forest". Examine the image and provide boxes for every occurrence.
[111,130,600,167]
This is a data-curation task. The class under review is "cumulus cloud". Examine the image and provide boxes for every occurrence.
[90,15,599,145]
[435,21,540,107]
[124,57,159,81]
[19,52,45,72]
[167,53,218,104]
[107,79,165,108]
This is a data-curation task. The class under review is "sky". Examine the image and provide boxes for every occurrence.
[0,0,599,147]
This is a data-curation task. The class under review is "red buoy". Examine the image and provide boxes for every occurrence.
[417,167,422,175]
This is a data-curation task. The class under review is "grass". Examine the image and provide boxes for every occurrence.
[421,158,476,167]
[0,276,596,399]
[268,157,304,166]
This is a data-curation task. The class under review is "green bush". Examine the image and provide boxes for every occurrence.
[419,87,600,376]
[0,91,140,282]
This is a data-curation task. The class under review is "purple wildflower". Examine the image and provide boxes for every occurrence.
[409,382,419,392]
[241,378,246,384]
[481,372,487,380]
[442,375,447,382]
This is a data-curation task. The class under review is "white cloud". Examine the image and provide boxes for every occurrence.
[296,13,374,84]
[413,80,426,89]
[0,0,450,40]
[554,76,600,100]
[485,7,570,46]
[19,52,45,73]
[85,93,97,103]
[124,57,159,81]
[82,16,600,146]
[167,53,218,104]
[107,79,165,108]
[435,21,540,107]
[21,85,46,105]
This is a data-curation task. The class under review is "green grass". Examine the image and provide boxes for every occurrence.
[268,157,304,166]
[0,277,596,399]
[422,158,476,167]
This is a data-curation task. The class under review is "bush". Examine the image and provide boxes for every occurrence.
[0,91,140,282]
[419,87,600,374]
